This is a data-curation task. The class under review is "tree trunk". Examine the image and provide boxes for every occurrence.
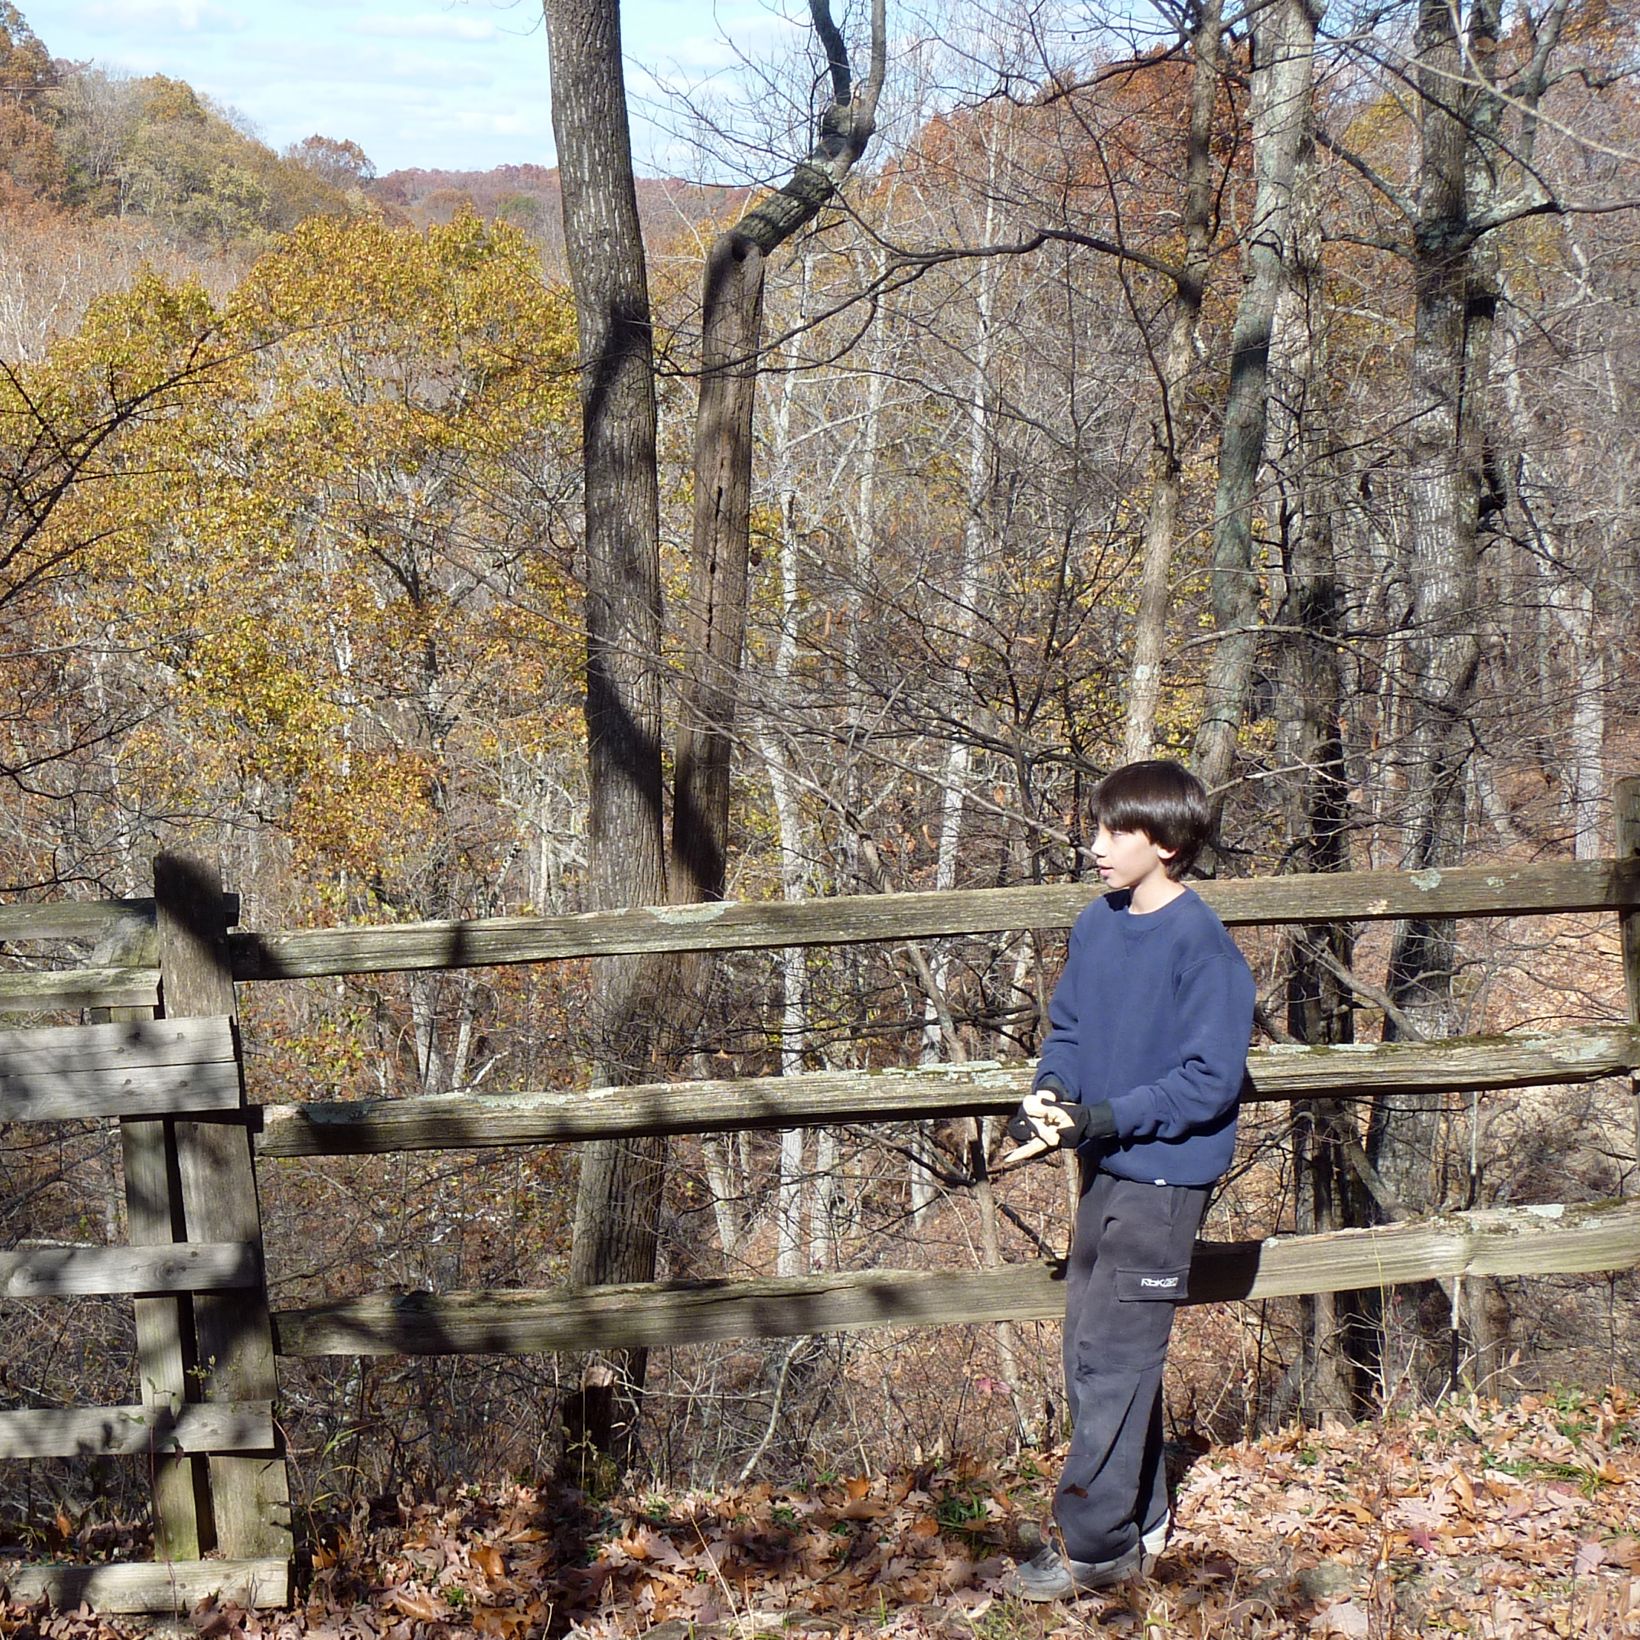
[673,234,766,905]
[915,170,1001,1219]
[1370,0,1508,1398]
[1264,32,1375,1419]
[1191,0,1319,815]
[670,0,886,911]
[1123,0,1222,762]
[758,277,816,1282]
[1372,0,1497,1207]
[543,0,668,1470]
[1499,328,1605,862]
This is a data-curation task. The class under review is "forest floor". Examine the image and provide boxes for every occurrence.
[3,1388,1638,1639]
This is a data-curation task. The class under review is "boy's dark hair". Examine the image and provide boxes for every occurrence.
[1092,759,1212,879]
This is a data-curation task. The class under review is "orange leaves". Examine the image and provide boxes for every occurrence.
[470,1543,506,1581]
[1176,1392,1640,1637]
[469,1606,533,1639]
[386,1584,444,1622]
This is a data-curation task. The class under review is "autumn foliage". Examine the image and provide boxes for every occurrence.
[1,0,1639,1625]
[4,1391,1638,1636]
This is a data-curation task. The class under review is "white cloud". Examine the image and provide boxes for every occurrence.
[80,0,247,35]
[625,4,804,77]
[352,11,498,43]
[30,0,835,176]
[353,45,498,89]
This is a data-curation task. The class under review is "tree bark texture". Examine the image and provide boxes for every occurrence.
[1123,0,1223,763]
[1369,0,1523,1399]
[1191,0,1319,811]
[1263,47,1377,1418]
[670,0,886,907]
[672,234,765,906]
[543,0,668,1466]
[1373,0,1502,1214]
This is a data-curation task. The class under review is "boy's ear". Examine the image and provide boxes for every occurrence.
[1154,840,1178,863]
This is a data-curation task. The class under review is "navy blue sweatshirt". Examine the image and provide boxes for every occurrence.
[1034,886,1254,1187]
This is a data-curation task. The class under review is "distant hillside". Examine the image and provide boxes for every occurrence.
[0,4,745,269]
[369,164,745,263]
[0,4,367,252]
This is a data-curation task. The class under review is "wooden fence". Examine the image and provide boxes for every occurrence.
[0,860,289,1612]
[2,777,1638,1611]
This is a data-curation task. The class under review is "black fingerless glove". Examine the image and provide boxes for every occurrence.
[1059,1099,1117,1146]
[1007,1074,1073,1142]
[1006,1078,1117,1148]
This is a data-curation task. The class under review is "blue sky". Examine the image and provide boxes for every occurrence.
[22,0,810,177]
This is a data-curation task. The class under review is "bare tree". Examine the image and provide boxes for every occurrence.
[1123,0,1225,762]
[542,0,668,1465]
[544,0,884,1465]
[672,0,887,905]
[1191,0,1321,808]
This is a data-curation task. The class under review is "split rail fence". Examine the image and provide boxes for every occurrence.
[1,778,1638,1612]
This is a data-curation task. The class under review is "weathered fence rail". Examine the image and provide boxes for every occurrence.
[0,861,1635,1007]
[228,856,1640,976]
[0,1403,274,1461]
[255,1025,1640,1156]
[3,776,1639,1612]
[0,1242,260,1298]
[0,1016,242,1119]
[270,1199,1640,1358]
[1,1561,290,1614]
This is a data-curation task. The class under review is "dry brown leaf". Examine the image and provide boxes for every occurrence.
[388,1587,443,1622]
[1309,1599,1371,1637]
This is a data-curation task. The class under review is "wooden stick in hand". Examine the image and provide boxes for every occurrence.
[990,1133,1057,1173]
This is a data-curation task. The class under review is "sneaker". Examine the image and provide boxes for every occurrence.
[1139,1508,1171,1572]
[1008,1541,1146,1602]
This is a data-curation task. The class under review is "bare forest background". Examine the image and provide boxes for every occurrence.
[1,0,1638,1548]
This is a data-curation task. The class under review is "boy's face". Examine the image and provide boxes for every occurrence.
[1091,822,1177,894]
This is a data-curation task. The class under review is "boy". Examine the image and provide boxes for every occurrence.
[1007,759,1254,1601]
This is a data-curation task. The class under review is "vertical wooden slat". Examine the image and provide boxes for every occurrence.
[153,854,292,1564]
[94,917,209,1561]
[1617,779,1640,1190]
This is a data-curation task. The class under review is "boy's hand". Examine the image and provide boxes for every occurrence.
[1007,1078,1095,1150]
[996,1093,1085,1173]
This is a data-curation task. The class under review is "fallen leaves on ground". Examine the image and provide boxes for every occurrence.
[2,1388,1637,1637]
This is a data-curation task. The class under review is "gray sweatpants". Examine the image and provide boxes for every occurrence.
[1054,1165,1208,1565]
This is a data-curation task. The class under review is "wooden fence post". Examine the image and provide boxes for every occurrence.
[93,916,210,1561]
[1617,779,1640,1188]
[153,853,292,1565]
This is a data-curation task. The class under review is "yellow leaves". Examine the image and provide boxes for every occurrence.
[1338,91,1416,182]
[289,750,441,879]
[182,608,343,750]
[229,210,579,431]
[5,204,594,908]
[50,270,234,404]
